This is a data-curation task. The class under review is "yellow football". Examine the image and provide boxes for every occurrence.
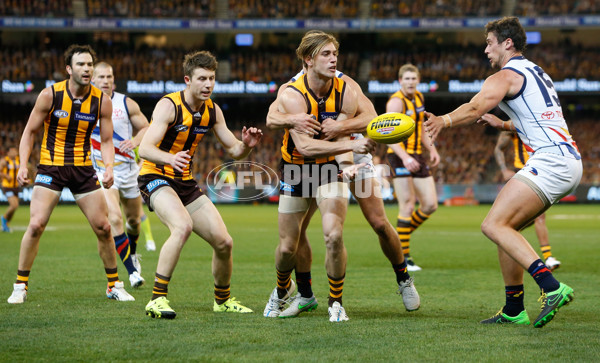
[366,112,416,144]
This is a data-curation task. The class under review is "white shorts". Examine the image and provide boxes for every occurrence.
[514,152,582,207]
[353,152,376,181]
[95,161,140,199]
[278,182,349,214]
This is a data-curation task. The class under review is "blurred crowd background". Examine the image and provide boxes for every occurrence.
[1,0,599,189]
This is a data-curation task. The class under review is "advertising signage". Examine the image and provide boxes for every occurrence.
[2,78,599,96]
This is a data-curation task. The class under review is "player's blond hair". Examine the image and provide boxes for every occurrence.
[296,31,339,69]
[398,64,420,79]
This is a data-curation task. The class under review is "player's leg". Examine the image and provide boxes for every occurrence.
[7,186,59,304]
[2,192,19,232]
[351,178,420,311]
[393,176,420,269]
[264,195,308,318]
[481,178,569,327]
[121,194,145,281]
[140,211,156,251]
[278,200,318,318]
[534,213,560,270]
[144,187,193,319]
[317,182,350,322]
[187,196,251,313]
[76,189,134,302]
[103,188,139,283]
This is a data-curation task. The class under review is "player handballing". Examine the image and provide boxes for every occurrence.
[424,17,581,328]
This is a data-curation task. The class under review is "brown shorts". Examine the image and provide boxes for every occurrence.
[278,159,340,198]
[387,153,431,178]
[34,165,100,194]
[1,187,20,198]
[138,174,204,212]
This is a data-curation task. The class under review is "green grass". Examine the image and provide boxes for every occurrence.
[1,203,599,362]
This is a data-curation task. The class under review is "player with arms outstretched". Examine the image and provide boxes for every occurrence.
[424,17,582,328]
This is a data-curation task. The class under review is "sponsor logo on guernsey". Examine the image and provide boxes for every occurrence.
[192,126,210,134]
[75,111,96,122]
[35,174,53,185]
[53,110,69,118]
[320,112,338,121]
[147,179,169,192]
[529,167,538,176]
[541,111,555,120]
[193,112,202,119]
[174,124,188,132]
[405,110,414,116]
[416,106,425,112]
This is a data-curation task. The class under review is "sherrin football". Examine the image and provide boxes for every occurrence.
[366,112,416,144]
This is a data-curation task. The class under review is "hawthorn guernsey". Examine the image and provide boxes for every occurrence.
[367,112,416,144]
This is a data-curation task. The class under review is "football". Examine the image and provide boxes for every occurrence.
[366,112,416,144]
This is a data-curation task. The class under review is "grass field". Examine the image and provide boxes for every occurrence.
[1,203,599,362]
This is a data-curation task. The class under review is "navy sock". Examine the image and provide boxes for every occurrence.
[128,233,139,255]
[295,271,313,298]
[502,284,525,316]
[528,259,560,292]
[392,261,410,285]
[114,233,137,275]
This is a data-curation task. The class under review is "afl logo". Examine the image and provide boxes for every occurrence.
[53,110,69,118]
[174,124,188,132]
[541,111,554,120]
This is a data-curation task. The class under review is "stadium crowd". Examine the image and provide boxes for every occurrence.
[2,42,599,83]
[1,0,598,18]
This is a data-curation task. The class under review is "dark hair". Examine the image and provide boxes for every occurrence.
[183,51,218,77]
[64,44,97,67]
[485,17,527,52]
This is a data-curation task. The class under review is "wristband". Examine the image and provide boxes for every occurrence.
[443,114,453,127]
[502,121,510,131]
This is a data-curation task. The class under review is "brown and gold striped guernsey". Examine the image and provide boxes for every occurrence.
[140,91,216,180]
[1,155,19,188]
[512,133,529,169]
[40,80,103,166]
[281,74,346,164]
[386,89,425,155]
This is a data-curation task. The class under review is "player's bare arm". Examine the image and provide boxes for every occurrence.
[119,97,149,153]
[99,94,115,189]
[493,130,516,181]
[424,69,521,142]
[17,87,53,186]
[478,112,515,131]
[321,76,377,140]
[281,85,374,157]
[266,83,321,136]
[139,98,191,173]
[212,103,262,160]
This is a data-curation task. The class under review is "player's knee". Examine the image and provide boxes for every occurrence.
[480,218,499,242]
[27,219,47,238]
[421,202,438,215]
[278,242,298,260]
[171,222,192,242]
[324,228,343,248]
[125,215,141,230]
[95,219,112,239]
[213,235,233,256]
[368,216,390,237]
